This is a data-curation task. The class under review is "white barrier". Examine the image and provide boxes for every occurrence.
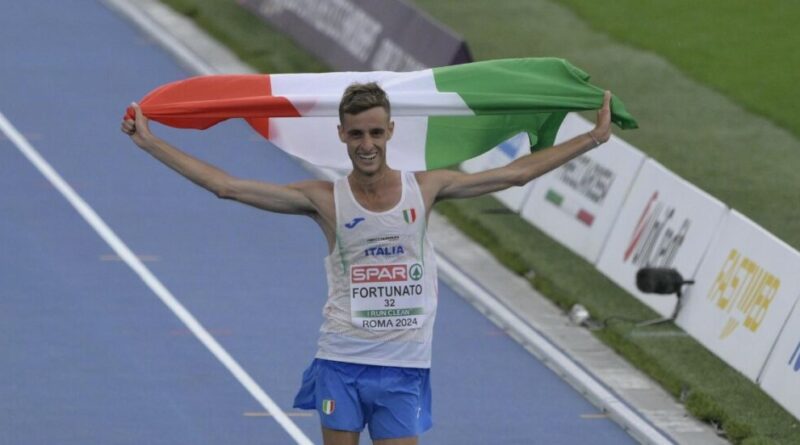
[759,296,800,419]
[595,159,727,317]
[520,114,646,262]
[676,210,800,381]
[461,132,534,211]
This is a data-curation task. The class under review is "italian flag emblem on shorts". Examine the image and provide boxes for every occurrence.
[322,399,335,415]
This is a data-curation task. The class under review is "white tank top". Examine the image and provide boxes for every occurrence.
[315,171,439,368]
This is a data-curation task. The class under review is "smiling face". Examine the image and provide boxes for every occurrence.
[338,106,394,176]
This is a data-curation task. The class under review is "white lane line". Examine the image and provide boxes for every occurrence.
[0,112,314,445]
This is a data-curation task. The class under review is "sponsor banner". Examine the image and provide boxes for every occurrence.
[759,296,800,420]
[676,210,800,382]
[596,159,727,317]
[237,0,471,71]
[460,132,534,211]
[519,113,646,262]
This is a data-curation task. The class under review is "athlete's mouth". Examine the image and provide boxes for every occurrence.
[357,152,377,161]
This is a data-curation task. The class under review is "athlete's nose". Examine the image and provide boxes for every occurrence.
[362,134,374,149]
[360,135,377,152]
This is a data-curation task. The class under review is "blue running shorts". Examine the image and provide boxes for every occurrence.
[293,359,432,440]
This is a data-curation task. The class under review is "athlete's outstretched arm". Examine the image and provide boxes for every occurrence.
[417,91,613,204]
[120,102,323,216]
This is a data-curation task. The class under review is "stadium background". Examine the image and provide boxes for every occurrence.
[5,0,796,443]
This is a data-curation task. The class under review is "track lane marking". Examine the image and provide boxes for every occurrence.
[0,111,313,445]
[100,253,160,262]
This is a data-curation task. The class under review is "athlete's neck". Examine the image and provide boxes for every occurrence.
[347,168,401,212]
[348,167,398,195]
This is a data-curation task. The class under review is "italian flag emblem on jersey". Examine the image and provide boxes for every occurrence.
[322,399,335,415]
[403,208,417,224]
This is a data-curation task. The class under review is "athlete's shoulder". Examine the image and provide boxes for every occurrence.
[288,180,335,211]
[414,168,458,182]
[414,169,460,192]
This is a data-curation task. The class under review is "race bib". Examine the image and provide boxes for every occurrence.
[350,262,426,330]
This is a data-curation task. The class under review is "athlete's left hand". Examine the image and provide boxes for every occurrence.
[590,91,612,144]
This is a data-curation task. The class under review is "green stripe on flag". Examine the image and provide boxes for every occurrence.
[424,114,560,169]
[426,58,637,169]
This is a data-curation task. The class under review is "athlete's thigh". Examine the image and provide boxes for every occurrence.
[322,427,360,445]
[374,436,418,445]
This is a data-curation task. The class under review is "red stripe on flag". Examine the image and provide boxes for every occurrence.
[125,75,301,139]
[246,75,274,139]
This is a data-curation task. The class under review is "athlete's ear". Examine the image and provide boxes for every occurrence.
[338,123,345,143]
[387,120,394,141]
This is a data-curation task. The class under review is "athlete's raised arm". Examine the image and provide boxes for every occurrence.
[120,102,329,216]
[417,91,612,207]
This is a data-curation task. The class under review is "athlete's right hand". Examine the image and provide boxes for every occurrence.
[121,102,154,149]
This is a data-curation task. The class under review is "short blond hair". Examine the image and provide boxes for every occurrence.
[338,82,391,122]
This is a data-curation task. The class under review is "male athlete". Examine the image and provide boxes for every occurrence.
[122,83,612,445]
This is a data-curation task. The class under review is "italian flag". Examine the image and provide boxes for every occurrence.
[126,58,637,171]
[403,208,417,224]
[545,188,595,226]
[321,399,335,415]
